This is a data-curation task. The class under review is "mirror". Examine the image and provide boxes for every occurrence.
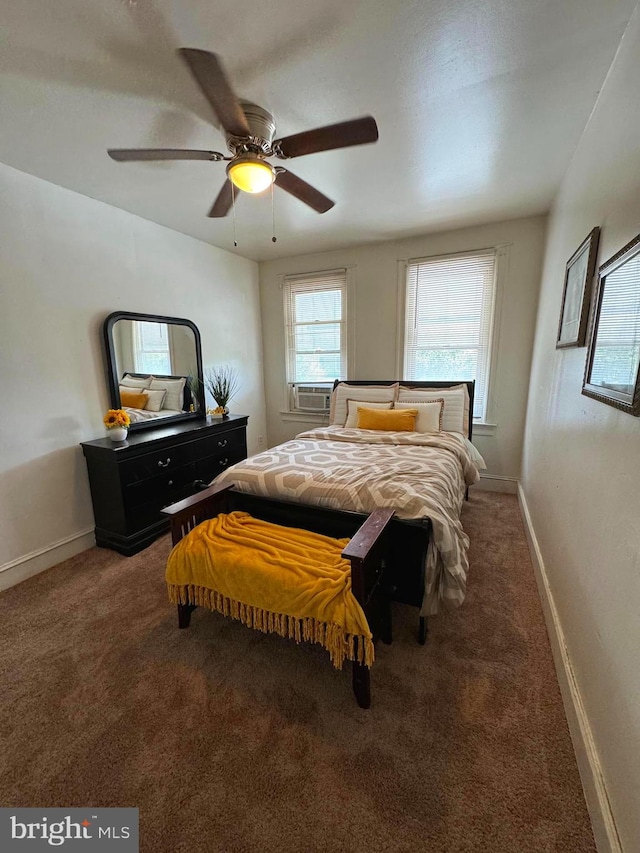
[103,311,205,432]
[582,232,640,416]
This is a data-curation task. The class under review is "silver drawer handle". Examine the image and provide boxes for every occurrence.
[157,458,171,468]
[218,439,228,448]
[218,457,229,467]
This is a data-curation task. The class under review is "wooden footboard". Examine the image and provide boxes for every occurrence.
[162,485,394,622]
[162,484,431,642]
[162,481,234,546]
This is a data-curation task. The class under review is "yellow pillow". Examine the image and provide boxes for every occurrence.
[357,407,418,431]
[120,389,148,409]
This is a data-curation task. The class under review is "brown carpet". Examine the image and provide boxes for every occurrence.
[0,492,595,852]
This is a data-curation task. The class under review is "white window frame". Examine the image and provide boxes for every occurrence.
[133,320,172,375]
[281,268,354,417]
[396,247,507,424]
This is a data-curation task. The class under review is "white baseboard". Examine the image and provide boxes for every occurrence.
[517,485,622,853]
[475,473,519,494]
[0,528,95,592]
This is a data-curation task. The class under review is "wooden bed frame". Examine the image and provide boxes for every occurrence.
[165,379,474,645]
[163,483,394,708]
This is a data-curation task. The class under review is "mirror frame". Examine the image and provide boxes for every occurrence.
[103,311,205,432]
[582,232,640,416]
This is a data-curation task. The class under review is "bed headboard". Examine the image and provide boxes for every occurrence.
[331,380,475,440]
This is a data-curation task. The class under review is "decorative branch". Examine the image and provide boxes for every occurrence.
[204,365,240,411]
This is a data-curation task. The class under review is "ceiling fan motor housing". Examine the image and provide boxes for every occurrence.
[226,101,276,155]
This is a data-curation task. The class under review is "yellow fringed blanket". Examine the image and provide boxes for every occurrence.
[165,511,374,669]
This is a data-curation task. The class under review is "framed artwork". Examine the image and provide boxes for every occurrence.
[556,227,600,348]
[582,231,640,416]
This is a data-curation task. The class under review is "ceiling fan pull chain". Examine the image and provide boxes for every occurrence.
[271,181,277,243]
[232,182,238,247]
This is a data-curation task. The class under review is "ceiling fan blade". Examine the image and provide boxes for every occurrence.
[108,149,225,162]
[207,180,234,218]
[273,116,378,159]
[275,169,334,213]
[178,48,250,138]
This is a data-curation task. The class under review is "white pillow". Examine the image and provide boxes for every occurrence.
[330,383,398,426]
[344,400,393,428]
[398,386,467,434]
[141,388,167,413]
[120,374,152,390]
[149,377,186,411]
[394,401,443,433]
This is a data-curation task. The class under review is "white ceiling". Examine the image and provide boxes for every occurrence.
[0,0,636,262]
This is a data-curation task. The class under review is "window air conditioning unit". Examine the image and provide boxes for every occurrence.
[294,385,332,412]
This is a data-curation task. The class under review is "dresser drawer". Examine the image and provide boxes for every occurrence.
[196,449,246,483]
[196,428,245,460]
[120,444,193,484]
[124,463,197,509]
[126,480,198,533]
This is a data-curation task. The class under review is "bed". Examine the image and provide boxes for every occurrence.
[123,406,184,423]
[118,371,193,423]
[170,380,485,641]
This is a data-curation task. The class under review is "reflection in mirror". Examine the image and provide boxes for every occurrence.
[104,312,204,432]
[582,232,640,416]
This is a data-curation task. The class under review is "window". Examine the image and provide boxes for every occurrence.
[283,270,348,410]
[403,250,497,420]
[133,321,172,374]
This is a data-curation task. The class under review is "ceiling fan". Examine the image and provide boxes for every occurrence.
[107,48,379,218]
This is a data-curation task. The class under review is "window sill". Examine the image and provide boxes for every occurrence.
[472,422,497,436]
[280,410,331,425]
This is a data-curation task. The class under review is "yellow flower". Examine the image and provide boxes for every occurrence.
[103,409,131,429]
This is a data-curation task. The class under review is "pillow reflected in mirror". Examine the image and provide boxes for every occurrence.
[141,388,167,412]
[119,388,148,409]
[149,376,186,411]
[120,374,152,390]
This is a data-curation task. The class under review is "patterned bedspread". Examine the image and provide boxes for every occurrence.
[213,427,484,615]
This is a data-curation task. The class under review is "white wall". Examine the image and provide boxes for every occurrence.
[0,162,266,582]
[522,6,640,849]
[259,215,547,481]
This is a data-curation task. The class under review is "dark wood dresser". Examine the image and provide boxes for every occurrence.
[81,415,248,556]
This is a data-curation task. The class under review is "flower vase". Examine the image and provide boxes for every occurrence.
[108,427,128,442]
[209,406,229,419]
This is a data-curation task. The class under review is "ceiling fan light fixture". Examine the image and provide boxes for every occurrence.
[227,156,275,194]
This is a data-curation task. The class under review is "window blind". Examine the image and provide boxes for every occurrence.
[404,250,497,419]
[283,270,347,384]
[590,253,640,390]
[133,321,172,374]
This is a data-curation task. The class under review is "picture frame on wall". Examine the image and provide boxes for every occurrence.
[582,231,640,416]
[556,227,600,348]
